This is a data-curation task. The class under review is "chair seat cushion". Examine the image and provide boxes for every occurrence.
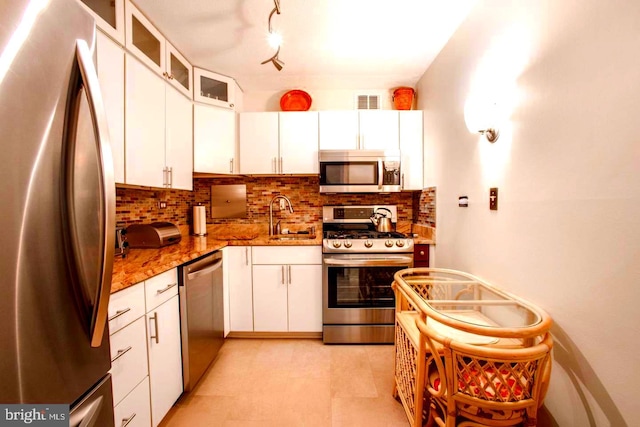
[429,367,526,422]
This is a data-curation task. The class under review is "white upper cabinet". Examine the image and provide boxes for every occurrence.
[399,111,424,190]
[193,104,237,174]
[77,0,125,44]
[95,31,125,184]
[125,0,192,99]
[318,111,359,150]
[318,110,399,151]
[239,112,279,174]
[239,112,319,174]
[125,55,166,188]
[125,54,193,190]
[359,110,399,150]
[164,85,193,190]
[194,68,236,109]
[279,112,319,174]
[165,42,192,99]
[125,1,165,75]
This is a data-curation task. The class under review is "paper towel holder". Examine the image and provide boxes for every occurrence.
[192,204,208,236]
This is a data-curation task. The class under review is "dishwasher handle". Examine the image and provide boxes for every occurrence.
[187,258,223,281]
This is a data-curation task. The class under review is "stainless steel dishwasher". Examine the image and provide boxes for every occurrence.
[178,250,224,392]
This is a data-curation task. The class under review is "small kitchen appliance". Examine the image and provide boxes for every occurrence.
[127,222,182,248]
[322,205,413,344]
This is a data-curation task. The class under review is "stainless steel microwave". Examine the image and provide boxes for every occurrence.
[319,150,401,193]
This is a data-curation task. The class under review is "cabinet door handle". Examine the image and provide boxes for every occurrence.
[108,307,131,322]
[162,72,169,78]
[111,346,132,363]
[121,413,137,427]
[230,158,234,173]
[149,313,159,344]
[419,250,425,256]
[245,247,249,266]
[156,283,177,294]
[402,173,405,190]
[288,265,292,284]
[281,265,285,284]
[168,166,173,188]
[272,157,277,173]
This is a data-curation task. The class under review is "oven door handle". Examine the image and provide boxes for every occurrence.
[323,255,413,267]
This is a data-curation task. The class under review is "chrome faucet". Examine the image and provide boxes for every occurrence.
[269,195,294,235]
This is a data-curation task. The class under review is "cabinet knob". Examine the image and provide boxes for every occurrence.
[419,250,425,256]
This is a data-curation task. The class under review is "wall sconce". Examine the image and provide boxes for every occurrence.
[464,96,500,143]
[261,0,284,71]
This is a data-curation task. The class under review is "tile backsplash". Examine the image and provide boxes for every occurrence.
[116,177,436,229]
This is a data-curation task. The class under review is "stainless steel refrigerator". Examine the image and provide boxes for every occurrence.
[0,0,116,425]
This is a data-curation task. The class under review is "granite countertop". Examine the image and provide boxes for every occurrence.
[111,222,433,294]
[111,223,322,294]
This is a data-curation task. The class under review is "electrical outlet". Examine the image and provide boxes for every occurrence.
[489,188,498,210]
[280,199,285,210]
[158,201,167,209]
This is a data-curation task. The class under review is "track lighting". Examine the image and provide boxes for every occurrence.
[261,0,284,71]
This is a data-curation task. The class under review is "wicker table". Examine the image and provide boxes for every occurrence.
[392,268,552,427]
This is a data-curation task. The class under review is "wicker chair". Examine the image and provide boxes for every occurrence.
[416,315,553,427]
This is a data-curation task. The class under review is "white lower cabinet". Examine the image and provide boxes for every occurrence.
[113,377,152,427]
[108,267,183,427]
[110,317,149,406]
[225,246,254,332]
[251,246,322,333]
[146,294,183,427]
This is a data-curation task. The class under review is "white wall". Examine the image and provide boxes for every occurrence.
[417,0,640,425]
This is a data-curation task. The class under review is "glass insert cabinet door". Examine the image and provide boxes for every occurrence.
[194,68,236,109]
[78,0,125,44]
[165,42,192,99]
[125,0,165,75]
[124,0,193,99]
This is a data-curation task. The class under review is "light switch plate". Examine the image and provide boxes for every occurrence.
[489,188,498,210]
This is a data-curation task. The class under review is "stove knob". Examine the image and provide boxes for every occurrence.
[385,240,394,248]
[364,240,373,248]
[332,241,342,248]
[396,240,405,247]
[344,240,352,248]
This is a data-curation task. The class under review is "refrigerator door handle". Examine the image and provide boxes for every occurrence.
[72,40,116,348]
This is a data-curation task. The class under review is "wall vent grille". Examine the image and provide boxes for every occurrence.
[356,94,381,110]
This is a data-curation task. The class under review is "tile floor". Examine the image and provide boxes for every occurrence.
[160,338,409,427]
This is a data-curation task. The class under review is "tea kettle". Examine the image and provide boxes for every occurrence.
[370,207,393,232]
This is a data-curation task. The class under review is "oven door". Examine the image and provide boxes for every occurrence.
[322,253,413,325]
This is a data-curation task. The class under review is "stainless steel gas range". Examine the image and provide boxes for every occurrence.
[322,205,414,344]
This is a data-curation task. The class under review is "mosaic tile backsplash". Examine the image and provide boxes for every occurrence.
[116,177,436,229]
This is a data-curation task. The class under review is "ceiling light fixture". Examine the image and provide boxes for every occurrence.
[261,0,284,71]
